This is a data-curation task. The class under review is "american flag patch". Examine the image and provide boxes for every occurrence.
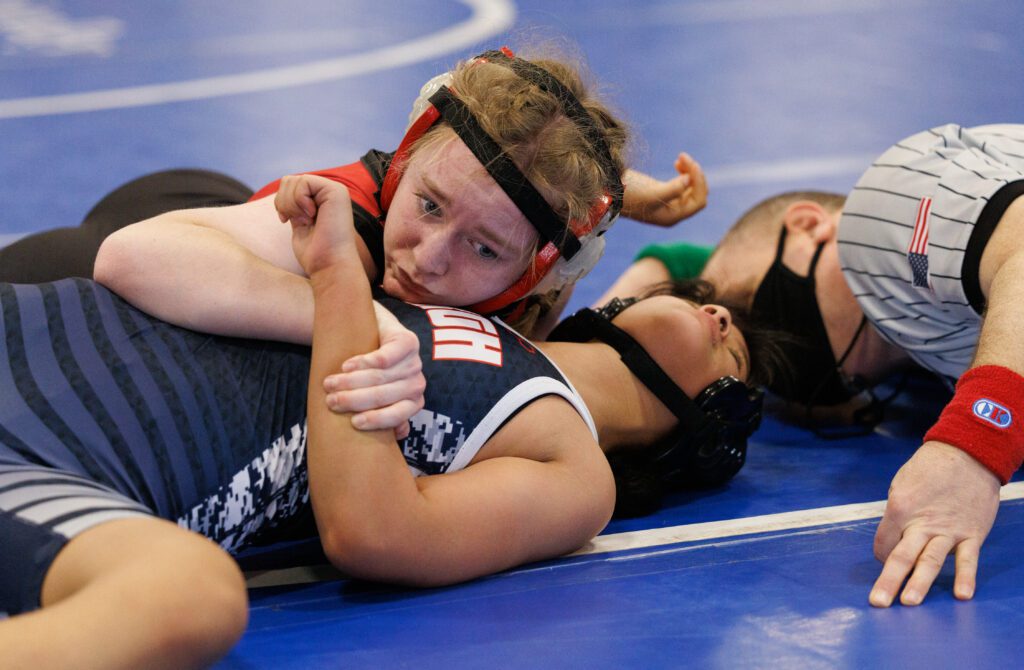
[907,197,932,288]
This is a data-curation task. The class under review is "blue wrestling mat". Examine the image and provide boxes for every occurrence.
[3,1,1023,666]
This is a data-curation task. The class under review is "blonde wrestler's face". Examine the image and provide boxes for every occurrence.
[381,135,538,307]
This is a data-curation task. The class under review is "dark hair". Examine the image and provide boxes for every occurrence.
[608,278,789,518]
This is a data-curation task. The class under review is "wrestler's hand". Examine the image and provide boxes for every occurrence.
[621,153,708,227]
[322,301,425,440]
[277,174,356,276]
[870,441,1000,607]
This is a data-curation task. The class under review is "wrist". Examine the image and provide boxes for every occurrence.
[306,245,362,289]
[919,440,1002,487]
[923,365,1024,484]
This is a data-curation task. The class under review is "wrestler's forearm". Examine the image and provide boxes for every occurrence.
[95,216,315,343]
[304,245,419,574]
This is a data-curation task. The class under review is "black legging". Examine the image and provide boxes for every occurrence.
[0,169,253,283]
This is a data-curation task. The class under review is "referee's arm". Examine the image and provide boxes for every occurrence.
[870,195,1024,608]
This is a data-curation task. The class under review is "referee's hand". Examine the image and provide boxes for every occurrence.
[869,441,1000,607]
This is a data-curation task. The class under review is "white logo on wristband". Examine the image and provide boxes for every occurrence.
[973,398,1012,428]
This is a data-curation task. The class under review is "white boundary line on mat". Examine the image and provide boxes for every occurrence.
[0,0,515,119]
[574,481,1024,556]
[244,482,1024,588]
[570,500,885,557]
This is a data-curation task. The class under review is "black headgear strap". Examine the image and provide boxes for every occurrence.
[428,87,580,258]
[553,298,710,429]
[476,49,625,214]
[551,296,763,497]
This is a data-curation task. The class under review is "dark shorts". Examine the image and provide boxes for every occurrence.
[0,464,152,616]
[0,169,252,283]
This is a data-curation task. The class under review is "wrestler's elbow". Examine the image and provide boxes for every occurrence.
[94,228,139,291]
[318,521,420,584]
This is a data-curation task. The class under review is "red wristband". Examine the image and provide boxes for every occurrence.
[924,365,1024,484]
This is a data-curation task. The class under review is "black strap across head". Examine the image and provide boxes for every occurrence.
[424,49,625,260]
[549,297,711,429]
[592,299,712,428]
[476,49,625,214]
[549,296,764,491]
[428,87,581,259]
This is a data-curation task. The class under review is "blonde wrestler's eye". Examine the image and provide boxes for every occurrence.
[473,241,498,261]
[418,195,442,217]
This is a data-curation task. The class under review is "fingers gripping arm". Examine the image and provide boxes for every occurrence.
[323,301,425,438]
[94,179,377,344]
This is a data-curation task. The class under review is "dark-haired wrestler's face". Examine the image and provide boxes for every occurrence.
[614,295,750,397]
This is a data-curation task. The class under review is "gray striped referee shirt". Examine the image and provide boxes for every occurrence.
[838,123,1024,384]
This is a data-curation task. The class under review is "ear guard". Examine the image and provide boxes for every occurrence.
[380,48,623,316]
[651,375,763,488]
[548,297,764,491]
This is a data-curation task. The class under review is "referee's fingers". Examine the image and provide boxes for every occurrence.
[872,512,901,562]
[953,538,982,601]
[869,531,928,607]
[900,535,955,606]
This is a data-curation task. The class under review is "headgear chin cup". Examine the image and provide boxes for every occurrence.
[381,48,623,316]
[548,298,764,488]
[650,376,763,488]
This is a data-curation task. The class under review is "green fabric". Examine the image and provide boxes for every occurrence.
[635,242,715,280]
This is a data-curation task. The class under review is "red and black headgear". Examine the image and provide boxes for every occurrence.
[379,48,625,320]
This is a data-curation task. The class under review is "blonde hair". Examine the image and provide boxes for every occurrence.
[405,52,628,220]
[447,55,627,224]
